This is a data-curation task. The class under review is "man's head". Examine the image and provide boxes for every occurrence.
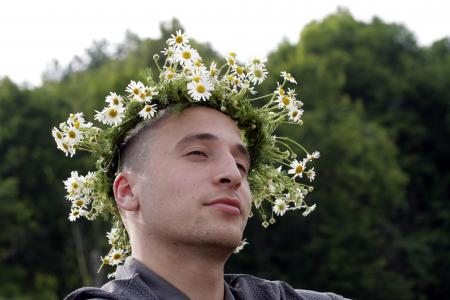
[53,31,317,270]
[113,106,252,253]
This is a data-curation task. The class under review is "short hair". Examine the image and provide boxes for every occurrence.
[118,109,172,173]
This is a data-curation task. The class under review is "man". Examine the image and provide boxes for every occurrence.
[56,31,348,299]
[64,106,346,300]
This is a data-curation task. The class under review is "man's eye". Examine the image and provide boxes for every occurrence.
[236,163,247,173]
[188,150,207,157]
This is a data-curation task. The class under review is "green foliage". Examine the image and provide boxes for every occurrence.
[1,12,449,299]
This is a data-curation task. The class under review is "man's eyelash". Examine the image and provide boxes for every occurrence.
[188,150,207,157]
[237,163,247,173]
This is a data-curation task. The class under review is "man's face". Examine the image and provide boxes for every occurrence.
[132,106,252,251]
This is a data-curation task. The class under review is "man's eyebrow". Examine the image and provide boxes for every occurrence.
[175,132,250,162]
[175,133,219,148]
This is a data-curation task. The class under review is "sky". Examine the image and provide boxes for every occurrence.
[0,0,449,87]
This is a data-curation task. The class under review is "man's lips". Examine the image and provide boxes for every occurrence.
[205,198,241,215]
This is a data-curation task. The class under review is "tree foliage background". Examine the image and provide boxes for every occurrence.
[1,10,449,300]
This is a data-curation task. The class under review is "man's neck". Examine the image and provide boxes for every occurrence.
[132,239,230,300]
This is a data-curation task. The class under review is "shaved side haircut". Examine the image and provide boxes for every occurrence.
[118,109,172,173]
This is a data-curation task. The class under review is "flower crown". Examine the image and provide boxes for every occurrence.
[52,30,319,275]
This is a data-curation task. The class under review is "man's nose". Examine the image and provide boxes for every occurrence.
[213,153,242,189]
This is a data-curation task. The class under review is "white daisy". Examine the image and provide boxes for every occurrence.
[302,204,316,216]
[305,167,316,182]
[138,104,158,119]
[193,59,204,69]
[109,249,125,266]
[106,228,120,245]
[274,82,285,97]
[68,208,83,221]
[226,52,237,66]
[233,65,246,78]
[188,68,209,84]
[105,92,124,107]
[71,197,89,209]
[307,151,320,160]
[286,88,297,98]
[101,256,111,266]
[65,126,82,145]
[167,30,189,48]
[187,80,213,101]
[56,138,75,157]
[288,107,304,123]
[248,65,268,85]
[145,86,158,98]
[248,56,267,67]
[161,67,177,81]
[288,159,306,179]
[136,90,151,103]
[161,46,176,63]
[175,45,200,67]
[52,127,64,145]
[272,198,288,216]
[68,113,92,129]
[94,105,125,126]
[276,94,294,109]
[209,61,219,79]
[125,80,145,98]
[281,71,297,84]
[64,171,83,194]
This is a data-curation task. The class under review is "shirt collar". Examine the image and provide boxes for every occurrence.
[116,257,235,300]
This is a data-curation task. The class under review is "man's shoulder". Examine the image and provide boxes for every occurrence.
[63,274,159,300]
[225,274,348,300]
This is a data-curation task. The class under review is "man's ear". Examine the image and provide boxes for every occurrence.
[113,172,139,211]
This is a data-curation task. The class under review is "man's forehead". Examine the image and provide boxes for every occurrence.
[175,132,250,161]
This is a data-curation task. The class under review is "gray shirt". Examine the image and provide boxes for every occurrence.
[64,257,348,300]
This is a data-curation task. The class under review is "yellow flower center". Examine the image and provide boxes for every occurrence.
[210,69,216,77]
[74,120,80,129]
[182,51,191,60]
[113,253,122,260]
[282,96,291,105]
[229,52,237,57]
[63,143,69,150]
[132,87,140,95]
[103,258,110,265]
[253,59,261,65]
[139,92,146,100]
[279,88,285,96]
[75,199,84,207]
[56,132,63,139]
[145,106,152,112]
[73,211,80,216]
[228,58,235,65]
[194,60,202,67]
[113,98,119,105]
[292,111,298,117]
[236,66,244,75]
[295,164,304,174]
[167,73,174,79]
[254,69,262,78]
[175,35,183,44]
[193,76,201,83]
[68,130,76,139]
[108,108,118,118]
[72,182,79,189]
[196,84,206,93]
